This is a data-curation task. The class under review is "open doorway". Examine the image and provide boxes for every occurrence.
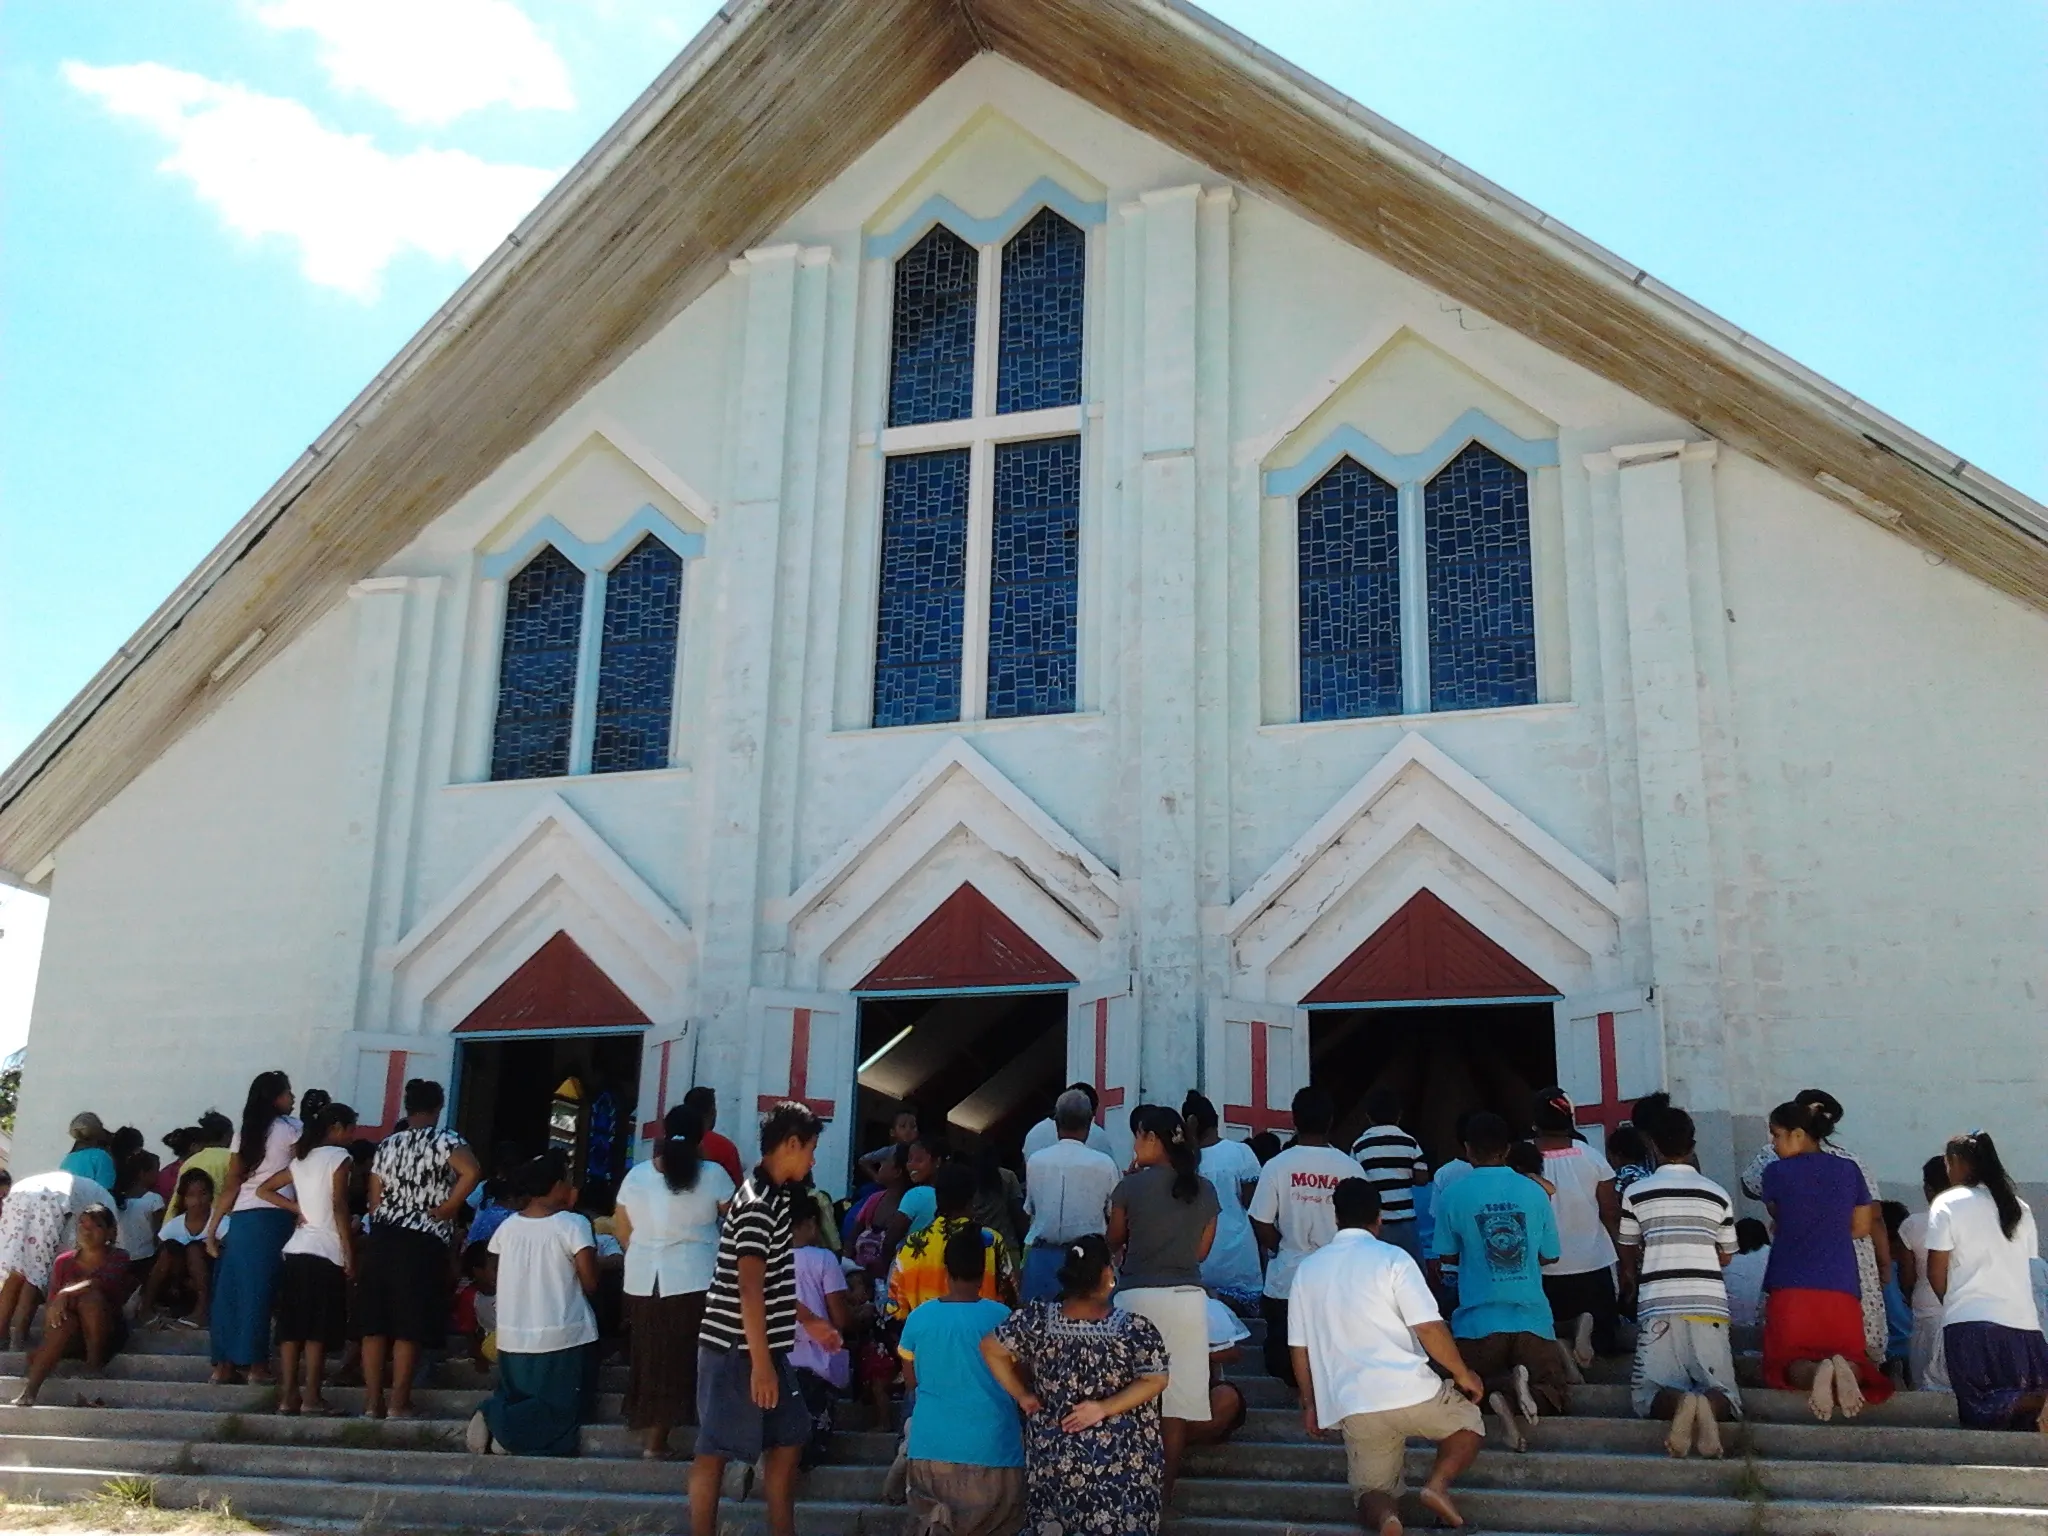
[454,1032,642,1211]
[1310,1003,1556,1165]
[852,990,1068,1182]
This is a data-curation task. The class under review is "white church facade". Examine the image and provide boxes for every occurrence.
[5,1,2045,1201]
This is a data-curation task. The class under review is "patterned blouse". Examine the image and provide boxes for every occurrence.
[370,1127,469,1241]
[992,1300,1167,1536]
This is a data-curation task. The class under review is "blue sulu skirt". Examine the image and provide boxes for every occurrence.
[209,1206,294,1367]
[481,1344,594,1456]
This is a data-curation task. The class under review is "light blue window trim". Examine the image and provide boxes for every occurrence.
[1262,409,1558,501]
[865,177,1108,263]
[480,504,705,581]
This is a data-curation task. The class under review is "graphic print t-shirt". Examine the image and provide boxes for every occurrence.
[1431,1164,1558,1339]
[1247,1144,1368,1299]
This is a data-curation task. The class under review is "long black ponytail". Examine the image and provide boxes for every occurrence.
[294,1102,358,1162]
[236,1071,292,1169]
[658,1104,705,1194]
[1132,1104,1202,1203]
[1948,1131,2025,1240]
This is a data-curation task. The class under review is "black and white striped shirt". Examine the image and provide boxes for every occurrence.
[1617,1164,1737,1320]
[699,1175,797,1355]
[1349,1124,1427,1222]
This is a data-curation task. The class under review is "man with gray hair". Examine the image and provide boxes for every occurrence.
[1019,1090,1120,1302]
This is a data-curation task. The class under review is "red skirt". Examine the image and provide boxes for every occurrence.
[1762,1287,1894,1402]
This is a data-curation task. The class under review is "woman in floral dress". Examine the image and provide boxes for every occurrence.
[981,1233,1169,1535]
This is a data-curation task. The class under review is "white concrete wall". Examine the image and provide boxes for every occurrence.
[21,55,2046,1200]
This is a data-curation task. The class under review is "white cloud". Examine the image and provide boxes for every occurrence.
[65,62,560,299]
[250,0,574,126]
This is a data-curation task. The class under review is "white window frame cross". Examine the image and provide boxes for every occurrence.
[877,216,1088,725]
[481,505,705,779]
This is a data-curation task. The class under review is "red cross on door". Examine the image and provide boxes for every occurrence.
[1091,996,1126,1128]
[1224,1018,1294,1137]
[1573,1011,1631,1135]
[759,1006,837,1120]
[641,1038,677,1141]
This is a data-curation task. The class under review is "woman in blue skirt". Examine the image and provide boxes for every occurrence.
[205,1071,298,1384]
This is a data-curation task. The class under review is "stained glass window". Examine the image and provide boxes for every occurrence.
[987,436,1080,718]
[873,449,971,727]
[1425,443,1537,711]
[591,537,684,774]
[1298,457,1402,721]
[996,209,1084,415]
[888,226,978,428]
[490,545,585,781]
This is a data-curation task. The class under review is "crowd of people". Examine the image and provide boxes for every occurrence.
[0,1069,2040,1536]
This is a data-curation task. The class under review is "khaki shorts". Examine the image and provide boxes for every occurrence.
[1339,1382,1485,1498]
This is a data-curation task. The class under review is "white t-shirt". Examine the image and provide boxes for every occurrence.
[1899,1211,1941,1320]
[489,1210,599,1355]
[614,1156,735,1297]
[233,1118,301,1214]
[1541,1142,1618,1275]
[1198,1137,1265,1294]
[1022,1117,1114,1161]
[1926,1185,2042,1332]
[1722,1247,1768,1328]
[161,1208,224,1245]
[1287,1228,1443,1423]
[1247,1143,1368,1299]
[1022,1137,1120,1245]
[281,1145,353,1265]
[116,1192,165,1260]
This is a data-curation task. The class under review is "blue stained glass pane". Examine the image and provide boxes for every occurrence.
[988,436,1080,718]
[1297,457,1402,721]
[873,449,970,726]
[888,226,978,427]
[490,545,585,780]
[592,537,684,774]
[1425,443,1537,712]
[996,209,1084,414]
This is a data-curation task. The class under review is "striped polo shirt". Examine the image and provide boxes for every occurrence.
[1349,1123,1427,1223]
[700,1174,798,1354]
[1617,1163,1738,1320]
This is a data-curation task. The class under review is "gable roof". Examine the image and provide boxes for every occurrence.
[4,0,2043,887]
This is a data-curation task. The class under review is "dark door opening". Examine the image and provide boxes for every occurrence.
[455,1032,642,1212]
[1310,1003,1557,1165]
[854,990,1068,1181]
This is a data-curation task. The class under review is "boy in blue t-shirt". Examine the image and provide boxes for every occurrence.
[897,1228,1024,1524]
[1429,1111,1565,1449]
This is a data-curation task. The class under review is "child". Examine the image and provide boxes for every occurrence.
[453,1242,500,1373]
[1897,1157,1951,1389]
[897,1227,1023,1536]
[15,1205,133,1404]
[142,1168,220,1327]
[688,1100,825,1536]
[1880,1201,1914,1389]
[1724,1218,1770,1331]
[468,1156,598,1457]
[788,1204,851,1469]
[264,1102,357,1416]
[115,1154,165,1273]
[1507,1141,1558,1197]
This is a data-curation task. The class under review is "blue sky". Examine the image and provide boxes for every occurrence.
[1,1,2043,1044]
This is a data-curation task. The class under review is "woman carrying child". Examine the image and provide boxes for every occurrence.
[13,1204,133,1405]
[468,1155,600,1457]
[265,1102,358,1416]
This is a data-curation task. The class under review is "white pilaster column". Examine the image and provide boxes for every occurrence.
[1134,185,1203,1100]
[1593,439,1732,1138]
[697,244,805,1106]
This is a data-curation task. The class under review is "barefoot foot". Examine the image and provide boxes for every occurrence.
[1417,1483,1467,1529]
[1665,1390,1699,1457]
[1512,1361,1541,1424]
[1692,1396,1725,1459]
[1833,1356,1866,1420]
[1807,1359,1837,1422]
[1488,1390,1527,1452]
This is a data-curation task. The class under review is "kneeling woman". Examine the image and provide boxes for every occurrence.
[1759,1100,1893,1418]
[14,1204,133,1405]
[1927,1131,2048,1431]
[982,1234,1169,1536]
[468,1156,599,1457]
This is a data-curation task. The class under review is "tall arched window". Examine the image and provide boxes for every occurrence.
[591,536,685,774]
[873,204,1089,727]
[1298,457,1402,721]
[490,546,585,780]
[1425,444,1536,711]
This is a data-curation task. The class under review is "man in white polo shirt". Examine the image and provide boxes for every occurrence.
[1020,1090,1120,1302]
[1290,1178,1486,1535]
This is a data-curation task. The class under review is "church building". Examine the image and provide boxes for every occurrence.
[4,0,2043,1200]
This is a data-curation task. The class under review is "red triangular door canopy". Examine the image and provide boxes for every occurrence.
[1304,889,1555,1005]
[454,931,652,1033]
[858,883,1076,992]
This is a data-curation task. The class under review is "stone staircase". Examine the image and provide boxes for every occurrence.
[0,1329,2044,1533]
